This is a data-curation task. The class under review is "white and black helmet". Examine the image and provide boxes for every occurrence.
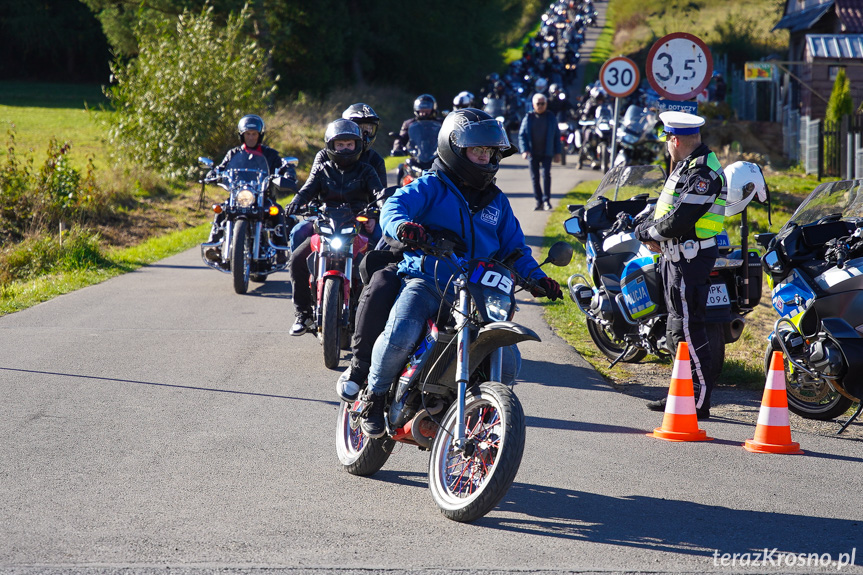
[342,103,380,150]
[437,108,510,190]
[237,114,265,145]
[452,91,475,110]
[324,119,363,169]
[723,161,769,217]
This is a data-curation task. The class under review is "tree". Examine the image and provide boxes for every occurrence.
[826,68,853,124]
[104,5,276,178]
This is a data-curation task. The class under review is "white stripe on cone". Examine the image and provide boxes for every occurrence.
[666,395,697,415]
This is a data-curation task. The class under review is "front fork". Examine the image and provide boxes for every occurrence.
[454,279,471,452]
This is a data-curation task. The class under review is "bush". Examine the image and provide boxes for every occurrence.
[104,5,276,179]
[0,226,105,283]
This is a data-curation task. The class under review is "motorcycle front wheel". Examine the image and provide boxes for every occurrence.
[231,220,251,294]
[335,402,394,476]
[586,319,647,363]
[428,381,525,523]
[321,277,343,369]
[763,345,853,420]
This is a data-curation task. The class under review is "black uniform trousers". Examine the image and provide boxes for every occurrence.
[660,244,718,410]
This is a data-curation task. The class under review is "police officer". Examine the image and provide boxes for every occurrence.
[634,111,727,420]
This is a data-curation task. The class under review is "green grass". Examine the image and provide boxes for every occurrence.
[0,81,111,171]
[384,155,406,172]
[0,223,208,316]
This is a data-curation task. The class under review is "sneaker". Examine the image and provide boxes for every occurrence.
[290,310,313,336]
[696,407,711,420]
[336,371,361,403]
[543,201,553,211]
[361,392,387,438]
[646,397,667,411]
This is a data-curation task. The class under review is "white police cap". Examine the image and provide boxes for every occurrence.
[659,111,705,135]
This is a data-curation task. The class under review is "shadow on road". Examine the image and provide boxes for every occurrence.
[479,482,860,559]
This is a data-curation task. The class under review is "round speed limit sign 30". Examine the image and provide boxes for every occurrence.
[646,32,713,100]
[599,57,639,98]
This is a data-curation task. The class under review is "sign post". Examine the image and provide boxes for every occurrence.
[599,56,639,172]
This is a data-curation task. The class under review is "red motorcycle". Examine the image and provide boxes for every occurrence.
[303,203,379,368]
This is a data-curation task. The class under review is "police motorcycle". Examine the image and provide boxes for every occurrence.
[611,105,665,168]
[296,201,380,369]
[392,121,441,187]
[756,178,863,432]
[198,153,297,294]
[336,236,573,522]
[563,163,764,372]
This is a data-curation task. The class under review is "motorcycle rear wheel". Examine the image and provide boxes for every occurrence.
[335,402,394,475]
[322,278,343,369]
[428,381,525,523]
[586,319,647,363]
[763,345,853,420]
[231,220,251,294]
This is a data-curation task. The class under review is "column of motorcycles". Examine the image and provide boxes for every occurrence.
[563,162,862,434]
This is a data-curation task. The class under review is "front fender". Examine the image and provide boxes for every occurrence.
[439,321,540,384]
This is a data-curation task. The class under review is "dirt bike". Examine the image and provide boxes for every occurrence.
[757,178,863,432]
[299,202,379,369]
[335,237,573,522]
[198,154,297,294]
[563,164,763,372]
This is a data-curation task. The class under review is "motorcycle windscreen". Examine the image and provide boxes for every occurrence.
[466,260,516,323]
[483,98,507,119]
[407,121,442,164]
[591,164,667,203]
[786,179,863,227]
[225,150,271,183]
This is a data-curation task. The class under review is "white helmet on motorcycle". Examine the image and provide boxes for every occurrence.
[723,161,769,217]
[452,91,475,110]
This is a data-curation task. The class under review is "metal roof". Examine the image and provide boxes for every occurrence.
[774,1,835,32]
[836,0,863,32]
[806,33,863,58]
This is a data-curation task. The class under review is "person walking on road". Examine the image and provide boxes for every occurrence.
[518,93,562,211]
[634,111,727,420]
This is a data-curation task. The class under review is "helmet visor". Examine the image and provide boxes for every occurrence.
[451,119,510,150]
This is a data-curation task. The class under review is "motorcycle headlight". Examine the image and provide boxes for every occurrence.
[236,189,255,208]
[330,236,344,250]
[485,292,512,322]
[319,225,333,234]
[340,226,355,235]
[558,122,569,131]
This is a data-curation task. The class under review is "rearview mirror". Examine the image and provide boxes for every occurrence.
[543,241,573,267]
[198,157,214,169]
[283,156,299,166]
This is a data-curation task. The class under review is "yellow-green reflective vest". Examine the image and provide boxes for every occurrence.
[653,152,727,239]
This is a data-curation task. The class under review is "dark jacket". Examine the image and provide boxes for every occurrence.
[391,117,442,154]
[518,111,562,157]
[292,156,382,212]
[310,148,387,188]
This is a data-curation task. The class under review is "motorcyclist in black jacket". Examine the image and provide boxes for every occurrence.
[205,114,296,259]
[285,119,383,335]
[390,94,440,156]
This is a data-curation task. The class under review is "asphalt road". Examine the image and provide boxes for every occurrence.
[2,155,862,575]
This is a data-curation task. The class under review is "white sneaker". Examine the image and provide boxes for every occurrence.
[336,371,361,403]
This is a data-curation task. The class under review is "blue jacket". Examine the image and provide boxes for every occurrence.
[380,170,546,287]
[518,111,563,157]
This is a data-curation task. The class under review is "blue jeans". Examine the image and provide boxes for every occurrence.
[290,219,314,252]
[529,155,553,203]
[366,277,521,395]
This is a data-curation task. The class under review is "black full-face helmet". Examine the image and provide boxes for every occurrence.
[413,94,437,120]
[342,103,380,151]
[237,114,265,146]
[324,119,364,169]
[437,108,510,190]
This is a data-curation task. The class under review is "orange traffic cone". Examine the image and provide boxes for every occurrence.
[652,342,712,442]
[744,351,804,454]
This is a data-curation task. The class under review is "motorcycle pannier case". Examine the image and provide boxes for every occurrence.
[620,254,665,320]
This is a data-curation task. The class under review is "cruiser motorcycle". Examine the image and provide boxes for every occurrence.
[757,178,863,432]
[336,238,573,522]
[563,163,764,372]
[199,154,297,294]
[298,202,379,369]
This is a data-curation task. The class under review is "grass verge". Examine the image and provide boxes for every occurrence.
[0,223,208,316]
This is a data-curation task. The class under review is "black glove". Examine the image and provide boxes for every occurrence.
[530,277,563,301]
[285,202,302,216]
[610,212,633,233]
[397,222,427,246]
